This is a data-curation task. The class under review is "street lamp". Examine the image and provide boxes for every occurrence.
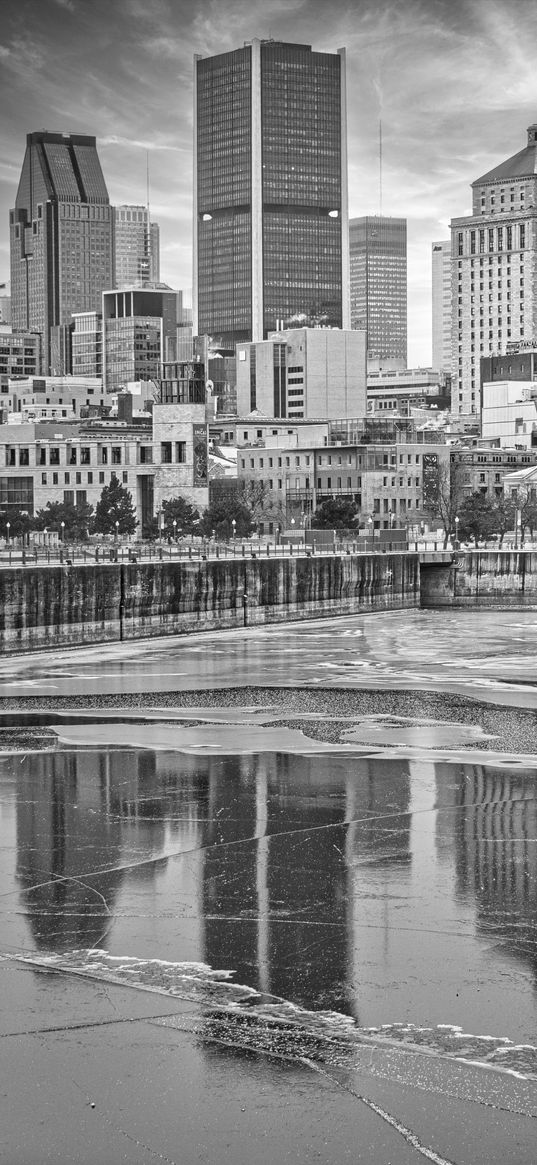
[455,515,460,548]
[173,519,177,541]
[60,521,65,542]
[231,518,236,541]
[115,520,119,543]
[6,522,10,545]
[367,516,373,552]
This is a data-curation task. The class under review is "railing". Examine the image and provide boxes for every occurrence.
[0,538,450,566]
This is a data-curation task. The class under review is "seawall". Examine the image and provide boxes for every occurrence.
[0,552,420,653]
[420,550,537,608]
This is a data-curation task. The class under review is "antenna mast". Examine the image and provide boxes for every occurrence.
[379,120,383,216]
[146,151,151,283]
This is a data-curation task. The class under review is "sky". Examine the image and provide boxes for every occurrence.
[3,0,537,365]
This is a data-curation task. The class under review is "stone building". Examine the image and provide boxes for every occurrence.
[0,361,208,533]
[450,124,537,417]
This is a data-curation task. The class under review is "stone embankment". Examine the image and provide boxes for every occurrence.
[0,553,419,653]
[420,550,537,608]
[3,550,537,654]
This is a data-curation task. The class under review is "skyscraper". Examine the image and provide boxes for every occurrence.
[10,131,113,373]
[349,216,407,368]
[193,39,349,347]
[431,240,452,374]
[450,124,537,415]
[113,206,160,288]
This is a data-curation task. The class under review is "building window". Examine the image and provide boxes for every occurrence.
[81,447,90,465]
[99,471,105,484]
[41,473,47,485]
[64,472,70,485]
[49,448,60,465]
[88,472,93,484]
[19,448,29,466]
[112,447,121,464]
[161,442,172,464]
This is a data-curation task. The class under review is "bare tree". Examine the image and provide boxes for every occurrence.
[424,461,466,548]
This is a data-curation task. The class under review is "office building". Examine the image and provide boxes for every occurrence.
[113,206,160,287]
[102,286,179,391]
[450,123,537,416]
[193,39,349,347]
[349,216,407,367]
[0,374,208,533]
[10,131,113,374]
[431,240,452,374]
[72,311,102,379]
[235,328,366,421]
[367,366,451,416]
[0,283,11,325]
[0,328,42,384]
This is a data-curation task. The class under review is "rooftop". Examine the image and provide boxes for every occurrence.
[473,124,537,185]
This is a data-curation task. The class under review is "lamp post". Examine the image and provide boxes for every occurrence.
[115,520,119,543]
[454,515,460,548]
[231,518,236,543]
[6,522,10,545]
[60,521,65,543]
[367,516,373,553]
[173,519,177,541]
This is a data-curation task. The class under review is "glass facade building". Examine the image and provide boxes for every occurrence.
[113,206,160,288]
[10,132,113,374]
[349,216,407,366]
[194,40,350,347]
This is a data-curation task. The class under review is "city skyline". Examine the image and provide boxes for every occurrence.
[3,0,537,365]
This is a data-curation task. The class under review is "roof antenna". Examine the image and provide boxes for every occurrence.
[379,119,383,216]
[146,151,151,282]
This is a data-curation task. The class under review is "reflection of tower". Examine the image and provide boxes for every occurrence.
[447,764,537,979]
[201,753,355,1014]
[16,751,125,950]
[345,757,412,1012]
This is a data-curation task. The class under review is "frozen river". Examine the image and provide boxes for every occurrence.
[1,609,537,1163]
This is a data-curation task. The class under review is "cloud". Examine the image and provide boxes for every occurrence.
[52,0,76,10]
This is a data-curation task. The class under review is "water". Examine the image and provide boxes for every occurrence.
[1,609,537,1163]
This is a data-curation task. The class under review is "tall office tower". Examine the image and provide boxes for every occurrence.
[113,206,160,287]
[431,240,452,373]
[10,131,113,374]
[450,124,537,415]
[102,286,179,390]
[349,216,407,368]
[193,39,349,348]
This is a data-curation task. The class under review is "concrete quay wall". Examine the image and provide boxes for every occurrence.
[420,550,537,607]
[0,553,420,653]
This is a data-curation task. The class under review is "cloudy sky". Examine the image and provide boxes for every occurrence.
[2,0,537,364]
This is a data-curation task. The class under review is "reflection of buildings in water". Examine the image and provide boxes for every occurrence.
[16,751,126,950]
[437,763,537,979]
[16,748,210,951]
[345,758,412,1009]
[201,754,379,1018]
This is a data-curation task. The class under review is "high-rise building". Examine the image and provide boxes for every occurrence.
[112,206,160,287]
[431,240,452,374]
[102,286,179,391]
[349,216,407,368]
[193,39,349,347]
[10,131,113,374]
[450,124,537,415]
